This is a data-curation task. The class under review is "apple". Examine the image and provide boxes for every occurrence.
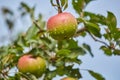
[47,12,77,40]
[61,77,78,80]
[17,54,46,77]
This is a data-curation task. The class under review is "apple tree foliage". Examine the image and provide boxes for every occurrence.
[0,0,119,80]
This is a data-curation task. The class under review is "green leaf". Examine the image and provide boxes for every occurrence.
[67,52,80,59]
[107,11,117,28]
[83,43,94,57]
[36,14,46,29]
[71,47,86,57]
[0,46,9,55]
[84,11,107,25]
[6,19,14,30]
[72,0,84,14]
[88,70,105,80]
[16,34,26,47]
[61,0,66,7]
[67,40,86,56]
[56,65,82,79]
[85,21,101,37]
[55,59,65,67]
[25,25,39,40]
[114,30,120,40]
[21,2,31,12]
[72,0,93,14]
[45,70,56,80]
[2,7,14,15]
[67,57,82,65]
[64,66,82,78]
[103,32,112,41]
[57,49,71,56]
[67,39,79,49]
[84,0,94,5]
[100,46,112,56]
[113,49,120,55]
[106,11,117,32]
[86,21,100,32]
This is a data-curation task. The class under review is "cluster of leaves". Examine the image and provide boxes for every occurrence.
[72,0,120,56]
[0,0,119,80]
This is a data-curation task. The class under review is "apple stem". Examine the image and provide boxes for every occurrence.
[56,0,62,13]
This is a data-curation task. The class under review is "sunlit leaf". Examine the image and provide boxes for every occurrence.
[67,40,86,56]
[16,35,26,47]
[67,39,78,49]
[25,25,39,40]
[114,30,120,40]
[85,21,101,37]
[72,0,93,14]
[106,11,117,33]
[107,11,117,28]
[57,49,71,56]
[84,11,107,25]
[72,0,84,14]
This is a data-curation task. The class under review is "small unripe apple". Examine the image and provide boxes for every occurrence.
[47,12,77,40]
[17,54,46,77]
[61,77,78,80]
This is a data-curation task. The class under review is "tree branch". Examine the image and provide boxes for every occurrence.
[74,27,87,37]
[73,26,115,50]
[88,31,110,48]
[76,27,87,34]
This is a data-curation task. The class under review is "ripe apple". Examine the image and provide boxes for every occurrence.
[61,77,78,80]
[17,54,46,77]
[47,12,77,40]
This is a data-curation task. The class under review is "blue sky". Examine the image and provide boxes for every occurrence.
[0,0,120,80]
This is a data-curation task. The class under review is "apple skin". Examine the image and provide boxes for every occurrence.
[47,12,77,40]
[17,54,46,77]
[61,77,78,80]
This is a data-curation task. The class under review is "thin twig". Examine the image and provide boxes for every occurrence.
[88,31,110,47]
[56,0,62,13]
[76,27,87,34]
[75,25,115,50]
[50,0,58,6]
[33,20,41,30]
